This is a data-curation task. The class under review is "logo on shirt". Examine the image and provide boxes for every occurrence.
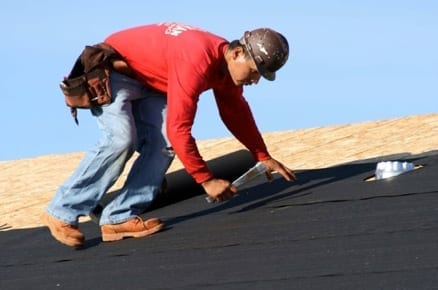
[160,22,204,36]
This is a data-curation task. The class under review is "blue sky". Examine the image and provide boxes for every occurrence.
[1,0,437,161]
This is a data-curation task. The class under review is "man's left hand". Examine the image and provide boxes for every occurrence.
[260,158,297,182]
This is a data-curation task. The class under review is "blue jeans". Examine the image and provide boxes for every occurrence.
[47,71,174,225]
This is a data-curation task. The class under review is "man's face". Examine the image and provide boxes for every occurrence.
[227,48,261,86]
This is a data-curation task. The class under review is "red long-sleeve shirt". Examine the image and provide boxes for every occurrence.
[105,23,271,183]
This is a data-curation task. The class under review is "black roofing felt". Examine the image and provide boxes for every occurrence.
[1,150,438,290]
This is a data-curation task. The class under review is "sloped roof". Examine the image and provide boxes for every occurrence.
[1,114,438,289]
[0,113,437,230]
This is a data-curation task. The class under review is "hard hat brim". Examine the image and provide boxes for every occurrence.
[260,70,275,81]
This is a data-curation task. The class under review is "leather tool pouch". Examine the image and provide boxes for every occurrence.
[60,43,121,124]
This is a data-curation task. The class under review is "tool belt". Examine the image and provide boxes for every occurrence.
[60,43,127,125]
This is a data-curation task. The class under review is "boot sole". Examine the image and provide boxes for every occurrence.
[102,223,164,242]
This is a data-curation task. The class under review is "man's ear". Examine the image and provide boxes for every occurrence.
[231,46,245,60]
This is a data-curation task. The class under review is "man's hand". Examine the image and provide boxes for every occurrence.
[202,178,238,203]
[260,158,297,182]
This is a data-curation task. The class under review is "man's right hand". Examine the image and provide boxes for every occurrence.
[201,178,238,202]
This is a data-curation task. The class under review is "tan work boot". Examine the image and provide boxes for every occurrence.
[101,216,164,242]
[42,213,84,247]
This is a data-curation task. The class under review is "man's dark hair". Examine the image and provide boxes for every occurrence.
[228,40,252,59]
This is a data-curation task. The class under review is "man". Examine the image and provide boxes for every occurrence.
[43,22,297,247]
